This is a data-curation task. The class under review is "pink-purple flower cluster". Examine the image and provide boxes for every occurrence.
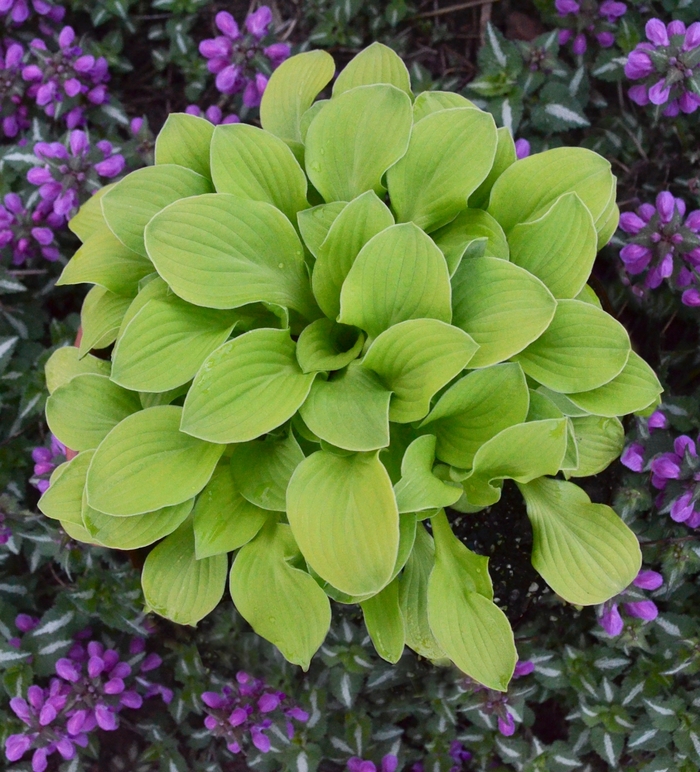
[598,568,664,636]
[199,6,290,109]
[348,753,398,772]
[625,19,700,116]
[0,0,64,26]
[554,0,627,55]
[22,26,110,128]
[0,192,60,264]
[4,636,170,772]
[201,670,309,755]
[0,41,30,138]
[27,129,125,225]
[618,192,700,307]
[30,435,66,492]
[185,103,240,125]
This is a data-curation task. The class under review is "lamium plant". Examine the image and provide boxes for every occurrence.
[40,43,663,692]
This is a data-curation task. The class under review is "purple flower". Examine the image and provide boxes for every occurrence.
[624,600,658,621]
[498,712,516,736]
[600,603,624,635]
[0,0,64,25]
[650,453,681,481]
[246,6,273,38]
[633,570,663,590]
[554,0,626,53]
[514,138,530,159]
[513,659,535,677]
[621,442,645,472]
[648,410,668,430]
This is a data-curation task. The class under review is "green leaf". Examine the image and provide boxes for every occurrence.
[230,521,331,669]
[360,578,405,663]
[518,477,641,605]
[427,510,515,690]
[102,165,213,256]
[45,346,110,395]
[116,276,169,339]
[305,84,412,202]
[68,185,113,242]
[339,223,452,339]
[297,202,347,258]
[83,496,193,550]
[333,42,411,96]
[287,450,399,596]
[386,108,498,232]
[155,112,215,179]
[468,127,517,210]
[567,415,623,477]
[412,91,476,122]
[57,226,153,295]
[210,124,308,222]
[61,518,99,545]
[181,329,316,444]
[260,50,335,145]
[144,193,318,319]
[111,296,238,392]
[421,363,530,469]
[295,319,364,373]
[46,374,141,452]
[512,299,630,393]
[142,521,228,626]
[575,283,603,308]
[363,319,478,423]
[567,352,663,417]
[192,466,269,558]
[399,524,446,660]
[312,190,394,319]
[451,256,556,367]
[393,435,462,513]
[487,147,617,248]
[299,363,391,451]
[87,405,225,516]
[508,193,597,299]
[230,431,304,511]
[79,286,132,355]
[38,451,94,524]
[431,209,509,275]
[461,419,568,507]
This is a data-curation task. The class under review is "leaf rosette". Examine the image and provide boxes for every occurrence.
[43,42,660,690]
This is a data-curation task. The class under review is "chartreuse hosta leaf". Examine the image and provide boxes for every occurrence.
[117,275,168,338]
[431,209,509,275]
[230,520,331,670]
[192,466,269,559]
[508,193,597,299]
[45,346,110,394]
[87,405,225,516]
[386,108,498,232]
[295,319,364,374]
[305,84,413,202]
[144,193,318,319]
[360,578,405,664]
[102,165,213,256]
[362,319,478,423]
[210,124,308,222]
[412,91,476,122]
[567,415,624,478]
[420,363,530,469]
[333,42,412,97]
[111,296,238,392]
[312,190,394,319]
[488,147,618,248]
[394,435,462,513]
[287,450,399,596]
[46,374,141,451]
[297,202,347,259]
[513,299,631,393]
[182,329,315,444]
[57,226,152,296]
[68,184,112,242]
[518,476,641,605]
[460,419,568,507]
[567,351,662,417]
[576,283,602,308]
[83,495,193,550]
[79,286,132,355]
[260,49,335,146]
[469,127,516,210]
[299,363,391,452]
[230,431,304,511]
[142,521,228,626]
[155,112,214,179]
[38,450,94,524]
[399,524,445,660]
[451,256,556,368]
[339,223,452,339]
[427,511,516,690]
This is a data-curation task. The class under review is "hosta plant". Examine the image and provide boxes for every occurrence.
[40,43,663,691]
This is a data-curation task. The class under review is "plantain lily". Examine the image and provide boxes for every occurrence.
[42,42,661,690]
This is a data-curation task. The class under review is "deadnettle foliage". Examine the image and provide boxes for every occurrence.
[40,43,663,691]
